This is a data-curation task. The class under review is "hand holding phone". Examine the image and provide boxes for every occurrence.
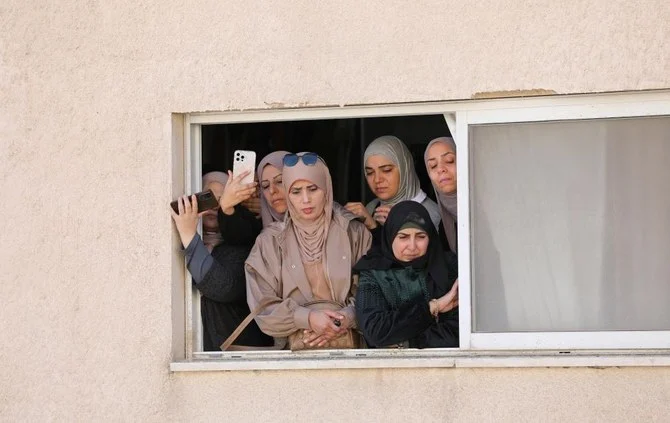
[169,194,206,248]
[233,150,257,185]
[219,170,259,215]
[170,189,219,214]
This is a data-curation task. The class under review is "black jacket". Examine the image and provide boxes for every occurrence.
[198,243,273,350]
[355,255,459,349]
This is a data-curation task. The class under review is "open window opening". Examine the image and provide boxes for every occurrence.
[202,114,451,206]
[194,114,452,353]
[172,90,670,370]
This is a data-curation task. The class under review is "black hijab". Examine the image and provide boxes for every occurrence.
[354,201,454,296]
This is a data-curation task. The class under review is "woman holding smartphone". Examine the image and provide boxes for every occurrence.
[171,171,272,351]
[345,135,441,231]
[216,150,292,243]
[245,153,372,349]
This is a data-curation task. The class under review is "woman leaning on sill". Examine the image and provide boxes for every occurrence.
[245,152,372,349]
[171,171,275,351]
[345,135,441,231]
[354,201,459,348]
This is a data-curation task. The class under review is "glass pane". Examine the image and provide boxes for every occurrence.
[471,116,670,332]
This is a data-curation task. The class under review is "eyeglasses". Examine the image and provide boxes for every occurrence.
[282,152,321,167]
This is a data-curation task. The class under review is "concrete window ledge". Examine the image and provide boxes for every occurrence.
[170,349,670,372]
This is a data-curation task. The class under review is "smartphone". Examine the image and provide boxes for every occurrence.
[233,150,257,185]
[170,189,219,214]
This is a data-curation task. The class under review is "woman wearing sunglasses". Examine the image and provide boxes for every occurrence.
[424,137,458,253]
[245,153,373,349]
[345,135,441,231]
[171,171,273,351]
[354,201,459,348]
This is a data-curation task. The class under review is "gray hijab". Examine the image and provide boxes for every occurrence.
[364,135,423,206]
[257,151,290,227]
[424,137,457,252]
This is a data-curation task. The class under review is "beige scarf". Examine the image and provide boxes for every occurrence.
[282,154,333,263]
[257,151,291,227]
[424,137,458,252]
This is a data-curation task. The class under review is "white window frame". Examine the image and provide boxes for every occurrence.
[172,90,670,371]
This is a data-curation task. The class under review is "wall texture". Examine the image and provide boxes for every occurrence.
[1,0,669,421]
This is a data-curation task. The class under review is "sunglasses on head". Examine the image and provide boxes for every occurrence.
[282,152,321,167]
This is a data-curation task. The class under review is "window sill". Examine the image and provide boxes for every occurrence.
[170,349,670,372]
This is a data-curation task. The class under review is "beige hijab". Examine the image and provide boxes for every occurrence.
[201,171,228,250]
[424,137,458,252]
[282,153,333,263]
[257,151,291,227]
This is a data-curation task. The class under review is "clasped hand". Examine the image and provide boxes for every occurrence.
[304,309,351,347]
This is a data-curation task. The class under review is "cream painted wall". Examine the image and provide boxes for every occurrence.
[1,0,670,421]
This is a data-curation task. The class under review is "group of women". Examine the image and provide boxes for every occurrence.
[170,135,460,351]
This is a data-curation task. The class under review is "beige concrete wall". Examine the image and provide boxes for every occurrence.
[1,0,669,421]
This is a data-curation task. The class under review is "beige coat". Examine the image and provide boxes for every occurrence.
[245,208,372,338]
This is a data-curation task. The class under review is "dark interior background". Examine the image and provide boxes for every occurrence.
[201,115,451,205]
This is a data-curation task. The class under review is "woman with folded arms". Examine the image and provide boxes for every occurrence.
[245,152,372,349]
[354,201,459,348]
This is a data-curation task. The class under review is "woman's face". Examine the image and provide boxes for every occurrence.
[365,155,400,201]
[392,227,429,262]
[288,179,326,222]
[426,142,457,194]
[202,181,225,232]
[260,164,287,214]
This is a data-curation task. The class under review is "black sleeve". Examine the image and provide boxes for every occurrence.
[195,245,250,304]
[217,205,262,246]
[413,308,459,348]
[355,271,435,347]
[444,250,458,280]
[369,225,383,248]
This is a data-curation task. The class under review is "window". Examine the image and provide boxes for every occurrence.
[172,90,670,370]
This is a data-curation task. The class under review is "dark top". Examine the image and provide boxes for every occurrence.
[438,219,458,254]
[217,204,263,246]
[353,201,459,349]
[356,261,459,348]
[184,207,271,351]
